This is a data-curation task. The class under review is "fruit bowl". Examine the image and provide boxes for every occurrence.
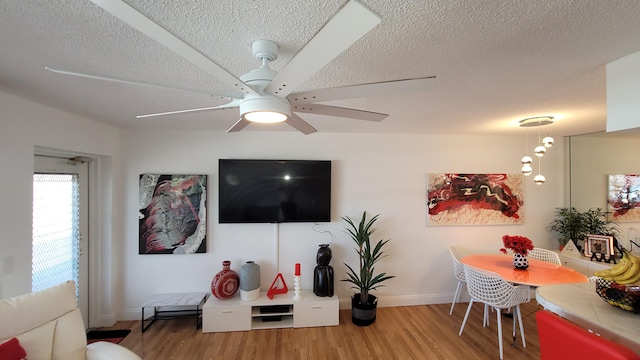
[595,277,640,313]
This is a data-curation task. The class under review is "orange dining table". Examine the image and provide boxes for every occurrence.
[461,254,588,287]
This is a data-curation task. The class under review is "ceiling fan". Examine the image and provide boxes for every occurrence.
[47,0,436,135]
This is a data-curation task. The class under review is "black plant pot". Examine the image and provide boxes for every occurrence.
[351,294,377,326]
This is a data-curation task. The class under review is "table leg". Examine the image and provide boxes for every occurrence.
[141,306,157,333]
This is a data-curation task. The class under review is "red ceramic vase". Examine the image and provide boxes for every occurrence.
[211,260,239,299]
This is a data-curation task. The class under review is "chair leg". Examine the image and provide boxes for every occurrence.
[458,299,474,336]
[496,307,504,360]
[512,306,517,344]
[483,304,489,327]
[450,281,463,315]
[516,305,526,348]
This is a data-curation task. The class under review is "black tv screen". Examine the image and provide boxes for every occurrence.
[218,159,331,223]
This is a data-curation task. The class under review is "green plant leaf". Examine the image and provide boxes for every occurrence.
[341,211,395,305]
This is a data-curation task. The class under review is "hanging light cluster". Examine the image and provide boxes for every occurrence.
[519,116,554,185]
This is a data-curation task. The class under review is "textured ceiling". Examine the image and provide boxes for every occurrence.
[1,0,640,136]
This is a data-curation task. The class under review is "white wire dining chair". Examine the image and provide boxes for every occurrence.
[448,246,470,315]
[459,265,531,360]
[448,246,490,325]
[528,248,562,265]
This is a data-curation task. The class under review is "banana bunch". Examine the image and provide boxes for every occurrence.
[594,250,640,285]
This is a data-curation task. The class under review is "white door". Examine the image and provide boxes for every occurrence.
[33,155,89,327]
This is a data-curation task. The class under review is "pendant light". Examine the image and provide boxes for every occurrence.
[534,156,546,185]
[521,156,533,176]
[543,135,555,147]
[518,116,554,184]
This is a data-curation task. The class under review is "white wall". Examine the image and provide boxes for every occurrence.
[606,51,640,132]
[0,90,123,326]
[117,128,565,318]
[0,90,566,324]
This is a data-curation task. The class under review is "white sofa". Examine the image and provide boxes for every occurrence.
[0,281,141,360]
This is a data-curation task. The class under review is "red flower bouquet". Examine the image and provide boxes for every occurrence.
[500,235,534,256]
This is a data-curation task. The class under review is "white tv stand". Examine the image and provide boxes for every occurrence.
[202,290,338,333]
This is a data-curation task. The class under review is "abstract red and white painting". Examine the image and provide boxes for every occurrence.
[608,174,640,222]
[427,173,524,226]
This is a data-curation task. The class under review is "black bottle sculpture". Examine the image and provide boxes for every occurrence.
[313,244,334,297]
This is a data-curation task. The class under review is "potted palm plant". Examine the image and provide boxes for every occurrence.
[548,207,619,252]
[582,207,619,238]
[548,207,586,250]
[342,211,395,326]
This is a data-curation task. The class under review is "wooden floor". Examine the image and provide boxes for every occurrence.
[100,301,543,359]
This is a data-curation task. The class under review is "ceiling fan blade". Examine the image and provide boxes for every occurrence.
[87,0,259,97]
[137,102,238,119]
[286,114,318,135]
[227,118,251,133]
[45,67,235,98]
[293,104,387,122]
[264,0,381,98]
[289,77,436,104]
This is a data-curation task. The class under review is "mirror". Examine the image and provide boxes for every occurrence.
[568,130,640,250]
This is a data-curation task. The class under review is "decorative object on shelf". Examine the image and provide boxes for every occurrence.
[240,261,260,301]
[559,240,580,257]
[427,173,524,226]
[211,260,239,299]
[342,211,395,326]
[314,244,334,297]
[518,116,554,185]
[585,234,617,263]
[500,234,534,270]
[293,263,302,300]
[266,273,288,299]
[138,174,207,254]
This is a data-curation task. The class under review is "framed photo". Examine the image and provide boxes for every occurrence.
[585,234,615,258]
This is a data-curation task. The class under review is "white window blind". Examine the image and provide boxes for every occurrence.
[32,173,80,296]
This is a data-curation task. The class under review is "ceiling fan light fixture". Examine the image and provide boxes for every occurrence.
[240,97,291,123]
[244,110,288,123]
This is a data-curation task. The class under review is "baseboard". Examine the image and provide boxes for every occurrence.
[95,313,117,327]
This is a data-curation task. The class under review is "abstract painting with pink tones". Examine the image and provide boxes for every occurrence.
[608,174,640,222]
[427,173,524,226]
[139,174,207,254]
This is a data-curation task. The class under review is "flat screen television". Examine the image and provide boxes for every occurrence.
[218,159,331,223]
